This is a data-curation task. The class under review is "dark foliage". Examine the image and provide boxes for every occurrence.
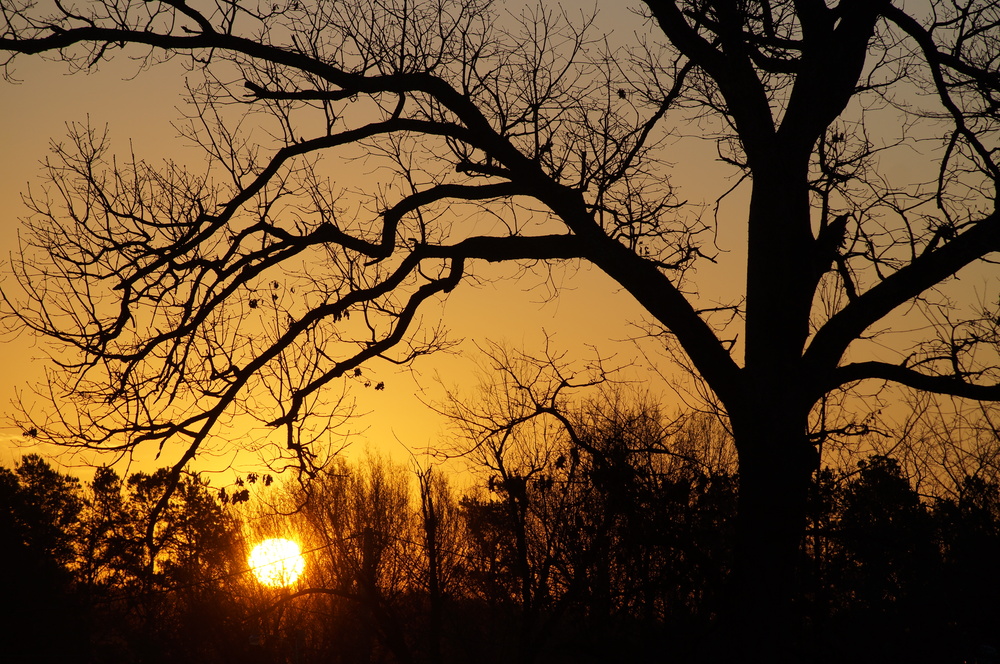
[0,455,87,663]
[0,456,251,664]
[4,415,1000,663]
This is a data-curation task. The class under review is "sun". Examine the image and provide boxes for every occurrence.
[248,538,306,587]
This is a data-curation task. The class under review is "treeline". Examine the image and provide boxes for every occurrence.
[2,410,999,663]
[0,460,249,663]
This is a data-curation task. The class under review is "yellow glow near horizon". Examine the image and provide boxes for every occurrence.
[248,538,305,587]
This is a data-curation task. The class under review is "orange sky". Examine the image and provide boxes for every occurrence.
[3,1,987,485]
[0,35,700,480]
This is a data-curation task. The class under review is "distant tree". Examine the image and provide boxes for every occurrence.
[795,454,983,664]
[0,454,83,567]
[73,466,246,664]
[442,344,601,664]
[0,455,87,662]
[259,453,421,664]
[542,399,738,662]
[4,1,1000,659]
[77,466,130,587]
[934,474,1000,661]
[444,350,741,662]
[834,456,940,649]
[415,465,465,664]
[77,468,237,592]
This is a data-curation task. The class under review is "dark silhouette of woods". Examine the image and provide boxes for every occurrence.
[3,399,1000,663]
[3,1,1000,661]
[0,455,249,663]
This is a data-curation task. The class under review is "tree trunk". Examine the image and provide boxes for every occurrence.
[724,407,816,664]
[718,141,820,662]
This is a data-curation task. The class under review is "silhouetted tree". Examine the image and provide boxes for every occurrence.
[830,456,941,660]
[415,465,465,664]
[4,2,1000,660]
[0,455,88,663]
[254,453,422,664]
[935,474,1000,662]
[0,454,83,566]
[75,467,246,664]
[9,427,1000,663]
[547,400,738,662]
[77,466,130,587]
[444,350,741,662]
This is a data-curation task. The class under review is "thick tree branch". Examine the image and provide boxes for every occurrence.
[582,232,745,410]
[424,234,586,262]
[269,256,465,427]
[243,80,355,102]
[0,24,522,170]
[778,0,888,150]
[376,182,526,259]
[642,0,776,159]
[828,360,1000,401]
[111,116,483,296]
[804,212,1000,377]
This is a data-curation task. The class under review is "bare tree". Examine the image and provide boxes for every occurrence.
[440,343,583,664]
[3,0,1000,660]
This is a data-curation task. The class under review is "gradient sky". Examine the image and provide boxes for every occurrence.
[3,0,983,483]
[0,9,717,480]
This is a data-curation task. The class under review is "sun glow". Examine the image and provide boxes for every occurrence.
[248,538,306,587]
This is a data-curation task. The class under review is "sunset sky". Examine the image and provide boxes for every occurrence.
[5,5,1000,662]
[0,9,709,479]
[1,0,991,485]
